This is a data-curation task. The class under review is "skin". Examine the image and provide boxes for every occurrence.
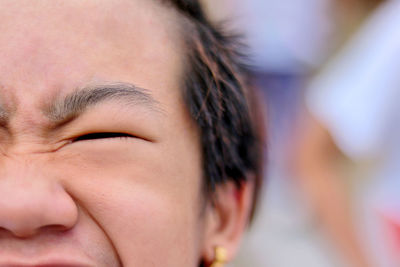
[294,114,374,267]
[0,0,253,266]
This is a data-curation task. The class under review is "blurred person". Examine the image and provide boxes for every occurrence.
[202,0,382,267]
[333,0,384,45]
[0,1,265,266]
[296,0,400,266]
[202,1,338,267]
[203,0,334,73]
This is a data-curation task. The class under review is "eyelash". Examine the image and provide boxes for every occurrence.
[73,132,134,142]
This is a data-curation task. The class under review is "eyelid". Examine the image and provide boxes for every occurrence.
[73,132,135,142]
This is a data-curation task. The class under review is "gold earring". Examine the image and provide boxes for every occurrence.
[210,246,227,267]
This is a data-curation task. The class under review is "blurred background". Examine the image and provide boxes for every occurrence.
[201,0,400,266]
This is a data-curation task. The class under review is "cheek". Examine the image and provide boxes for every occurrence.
[53,141,204,266]
[86,187,200,266]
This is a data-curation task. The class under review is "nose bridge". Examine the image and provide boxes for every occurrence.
[0,154,78,238]
[0,152,50,187]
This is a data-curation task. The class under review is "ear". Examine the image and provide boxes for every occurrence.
[201,178,255,265]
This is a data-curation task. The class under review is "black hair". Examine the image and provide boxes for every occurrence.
[159,1,265,267]
[162,0,264,216]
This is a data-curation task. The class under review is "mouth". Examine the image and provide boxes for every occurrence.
[0,265,91,267]
[0,258,93,267]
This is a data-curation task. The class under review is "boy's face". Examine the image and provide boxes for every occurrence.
[0,0,207,266]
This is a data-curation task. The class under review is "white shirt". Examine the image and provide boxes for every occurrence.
[307,1,400,266]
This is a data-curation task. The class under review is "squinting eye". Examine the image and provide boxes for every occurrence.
[74,132,134,142]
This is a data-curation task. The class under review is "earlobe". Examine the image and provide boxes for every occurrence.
[201,179,255,265]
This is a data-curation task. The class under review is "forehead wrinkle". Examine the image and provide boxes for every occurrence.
[45,82,165,123]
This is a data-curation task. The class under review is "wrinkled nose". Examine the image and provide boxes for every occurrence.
[0,159,78,238]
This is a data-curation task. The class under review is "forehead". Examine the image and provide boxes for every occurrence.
[0,0,183,110]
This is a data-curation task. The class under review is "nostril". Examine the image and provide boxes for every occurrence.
[39,224,72,234]
[1,222,74,239]
[0,226,9,236]
[0,226,34,239]
[11,227,39,239]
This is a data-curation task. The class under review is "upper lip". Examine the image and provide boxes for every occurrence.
[0,257,93,267]
[0,263,92,267]
[0,264,91,267]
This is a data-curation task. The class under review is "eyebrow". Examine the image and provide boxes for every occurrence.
[46,82,163,124]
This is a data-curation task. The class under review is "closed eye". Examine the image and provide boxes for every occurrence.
[74,132,134,142]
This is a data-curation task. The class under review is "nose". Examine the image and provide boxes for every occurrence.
[0,158,78,238]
